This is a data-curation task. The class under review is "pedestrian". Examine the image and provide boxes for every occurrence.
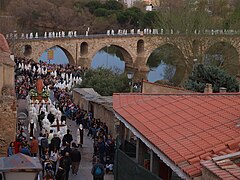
[14,138,21,154]
[98,137,106,165]
[55,166,65,180]
[20,142,31,156]
[49,147,59,175]
[50,133,61,151]
[70,143,81,176]
[59,152,72,180]
[7,142,15,157]
[62,129,73,147]
[91,157,105,180]
[30,136,38,157]
[38,133,43,157]
[77,124,84,148]
[41,134,49,156]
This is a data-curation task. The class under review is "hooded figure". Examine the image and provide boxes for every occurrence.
[77,124,84,148]
[29,119,36,138]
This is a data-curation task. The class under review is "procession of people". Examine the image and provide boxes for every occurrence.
[12,56,115,179]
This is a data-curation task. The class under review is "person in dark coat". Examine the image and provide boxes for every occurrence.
[62,143,72,156]
[59,152,72,180]
[98,137,106,165]
[70,143,81,175]
[38,111,45,130]
[62,129,73,146]
[55,166,65,180]
[50,133,61,151]
[47,112,55,124]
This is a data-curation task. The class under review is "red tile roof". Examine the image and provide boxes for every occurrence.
[201,152,240,179]
[113,93,240,178]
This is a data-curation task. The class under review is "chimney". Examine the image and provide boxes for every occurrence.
[219,87,227,93]
[204,83,213,93]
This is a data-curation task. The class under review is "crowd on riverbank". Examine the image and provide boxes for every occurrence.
[12,57,115,179]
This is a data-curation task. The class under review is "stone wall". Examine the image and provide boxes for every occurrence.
[0,96,16,157]
[72,89,119,138]
[142,80,192,94]
[0,34,16,157]
[91,102,119,138]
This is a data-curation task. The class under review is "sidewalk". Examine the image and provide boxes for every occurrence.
[67,119,114,180]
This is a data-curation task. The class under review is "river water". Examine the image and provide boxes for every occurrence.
[39,46,179,83]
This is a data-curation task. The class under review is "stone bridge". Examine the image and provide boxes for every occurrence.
[11,34,240,73]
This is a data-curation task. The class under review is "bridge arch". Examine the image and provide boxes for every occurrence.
[137,39,144,54]
[204,41,239,75]
[80,42,88,56]
[37,45,75,65]
[23,44,32,57]
[146,43,187,84]
[90,44,134,66]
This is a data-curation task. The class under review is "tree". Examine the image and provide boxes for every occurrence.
[116,7,143,28]
[104,0,123,11]
[85,1,103,14]
[141,11,162,29]
[185,64,239,92]
[79,68,130,96]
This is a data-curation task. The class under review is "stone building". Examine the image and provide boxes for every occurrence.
[0,33,16,157]
[72,88,119,138]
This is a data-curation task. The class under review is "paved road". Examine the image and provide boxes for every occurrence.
[67,119,114,180]
[17,99,114,180]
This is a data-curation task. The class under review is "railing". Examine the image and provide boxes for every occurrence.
[6,28,240,41]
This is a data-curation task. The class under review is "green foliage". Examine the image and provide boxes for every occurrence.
[85,1,103,14]
[185,64,239,92]
[94,8,108,17]
[141,11,162,29]
[116,7,143,26]
[80,67,130,96]
[104,0,123,11]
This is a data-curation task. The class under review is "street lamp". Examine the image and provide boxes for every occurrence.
[127,72,134,92]
[192,58,198,74]
[106,45,110,68]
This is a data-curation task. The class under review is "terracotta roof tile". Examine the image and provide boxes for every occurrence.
[113,93,240,178]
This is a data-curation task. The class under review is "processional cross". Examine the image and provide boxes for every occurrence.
[50,118,65,132]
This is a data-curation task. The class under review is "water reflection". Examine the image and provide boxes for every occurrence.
[39,45,186,84]
[147,44,186,85]
[91,46,125,73]
[148,62,176,83]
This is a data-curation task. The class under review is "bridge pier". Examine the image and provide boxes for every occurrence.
[78,57,91,69]
[133,57,149,72]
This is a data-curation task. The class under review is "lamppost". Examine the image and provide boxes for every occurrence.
[106,45,110,68]
[127,72,134,92]
[192,58,198,75]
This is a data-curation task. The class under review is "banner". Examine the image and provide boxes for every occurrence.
[47,49,54,60]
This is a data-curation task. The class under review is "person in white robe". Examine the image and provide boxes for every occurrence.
[42,115,51,133]
[35,100,40,115]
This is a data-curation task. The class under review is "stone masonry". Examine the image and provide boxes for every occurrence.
[0,33,16,157]
[11,34,240,75]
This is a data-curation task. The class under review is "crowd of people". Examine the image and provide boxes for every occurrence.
[11,57,115,180]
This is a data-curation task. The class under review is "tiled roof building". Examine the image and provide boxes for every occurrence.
[113,93,240,179]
